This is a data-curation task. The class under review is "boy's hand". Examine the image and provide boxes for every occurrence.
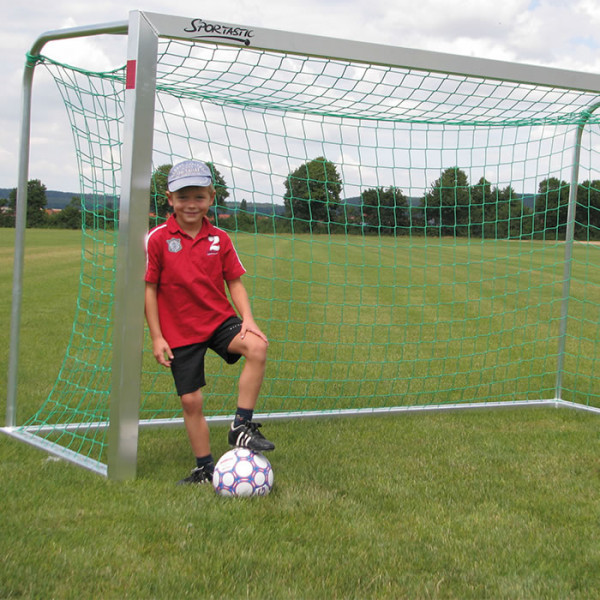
[240,319,269,346]
[152,336,174,367]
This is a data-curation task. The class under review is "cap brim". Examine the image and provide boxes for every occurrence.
[168,175,213,192]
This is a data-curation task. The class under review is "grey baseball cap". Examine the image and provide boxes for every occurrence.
[167,160,213,192]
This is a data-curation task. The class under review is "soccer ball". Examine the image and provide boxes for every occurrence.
[212,448,274,497]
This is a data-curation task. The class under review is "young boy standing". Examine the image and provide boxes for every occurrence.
[144,160,274,485]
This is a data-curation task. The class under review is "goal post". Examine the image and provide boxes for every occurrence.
[106,12,159,480]
[5,10,600,479]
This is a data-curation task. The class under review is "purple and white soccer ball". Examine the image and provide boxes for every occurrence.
[212,448,274,497]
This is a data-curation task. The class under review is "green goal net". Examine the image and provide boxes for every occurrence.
[6,13,600,476]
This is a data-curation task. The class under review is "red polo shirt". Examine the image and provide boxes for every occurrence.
[145,214,246,348]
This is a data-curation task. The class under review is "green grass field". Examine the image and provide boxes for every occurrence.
[2,229,600,598]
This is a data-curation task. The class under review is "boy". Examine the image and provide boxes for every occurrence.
[144,159,274,485]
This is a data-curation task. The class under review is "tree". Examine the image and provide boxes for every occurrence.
[208,163,229,212]
[283,157,342,233]
[150,161,229,219]
[150,164,171,218]
[494,185,533,239]
[576,180,600,240]
[361,186,409,234]
[424,167,470,237]
[534,177,569,239]
[235,198,255,232]
[0,195,14,227]
[53,197,83,229]
[469,176,492,238]
[8,179,48,227]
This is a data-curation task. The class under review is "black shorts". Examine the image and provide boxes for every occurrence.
[170,317,242,396]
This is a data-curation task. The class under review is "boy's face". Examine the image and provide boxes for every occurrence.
[168,185,215,230]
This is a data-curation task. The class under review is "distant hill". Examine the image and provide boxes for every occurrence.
[0,189,287,214]
[0,189,112,209]
[345,195,422,207]
[0,188,81,209]
[347,194,537,209]
[521,194,536,210]
[0,189,538,212]
[46,190,81,209]
[228,201,286,216]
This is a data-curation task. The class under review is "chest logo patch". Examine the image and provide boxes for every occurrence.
[166,237,183,253]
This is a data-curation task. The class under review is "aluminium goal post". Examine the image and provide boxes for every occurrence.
[5,10,600,480]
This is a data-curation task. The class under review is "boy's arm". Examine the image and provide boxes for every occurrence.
[145,282,174,367]
[226,277,268,345]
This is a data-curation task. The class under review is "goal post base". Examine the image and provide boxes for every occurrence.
[5,397,599,479]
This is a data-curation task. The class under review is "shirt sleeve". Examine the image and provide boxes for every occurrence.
[144,229,162,284]
[221,233,246,281]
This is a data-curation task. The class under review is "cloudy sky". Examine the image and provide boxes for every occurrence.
[3,0,600,193]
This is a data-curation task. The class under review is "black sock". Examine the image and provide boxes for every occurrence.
[234,407,253,427]
[196,454,214,472]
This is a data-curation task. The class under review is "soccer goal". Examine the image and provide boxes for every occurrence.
[5,10,600,479]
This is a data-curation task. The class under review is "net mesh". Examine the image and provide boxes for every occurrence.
[15,38,600,468]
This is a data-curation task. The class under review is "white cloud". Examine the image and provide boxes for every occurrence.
[41,18,127,72]
[2,0,600,193]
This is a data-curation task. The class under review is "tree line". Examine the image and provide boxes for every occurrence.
[280,158,600,239]
[0,180,108,229]
[4,159,600,240]
[151,158,600,239]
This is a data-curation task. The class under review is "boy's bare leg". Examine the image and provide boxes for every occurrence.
[180,389,211,457]
[228,333,267,410]
[226,332,274,451]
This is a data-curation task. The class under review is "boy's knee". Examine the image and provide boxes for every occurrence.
[232,334,267,364]
[180,390,204,414]
[247,338,267,364]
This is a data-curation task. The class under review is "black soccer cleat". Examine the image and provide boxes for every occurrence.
[177,465,213,485]
[228,421,275,452]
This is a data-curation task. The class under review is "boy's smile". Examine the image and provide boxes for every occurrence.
[168,186,215,234]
